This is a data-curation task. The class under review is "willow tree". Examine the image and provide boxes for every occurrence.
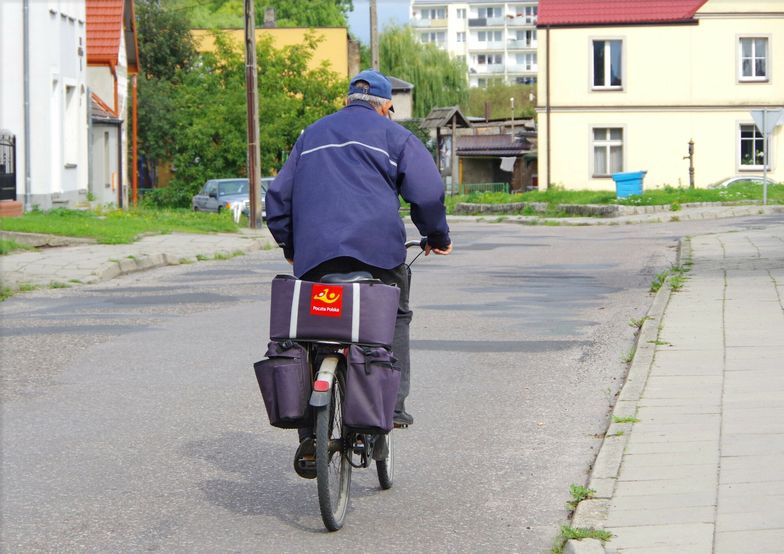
[380,26,468,118]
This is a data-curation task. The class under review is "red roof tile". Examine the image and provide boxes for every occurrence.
[86,0,124,64]
[537,0,709,26]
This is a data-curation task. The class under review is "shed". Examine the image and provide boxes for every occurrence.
[421,107,472,189]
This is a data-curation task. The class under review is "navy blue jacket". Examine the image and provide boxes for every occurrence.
[266,101,451,278]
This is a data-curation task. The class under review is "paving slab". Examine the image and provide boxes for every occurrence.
[566,225,784,553]
[714,528,784,554]
[607,523,714,551]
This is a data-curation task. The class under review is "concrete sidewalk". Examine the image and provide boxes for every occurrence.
[567,224,784,553]
[0,228,275,290]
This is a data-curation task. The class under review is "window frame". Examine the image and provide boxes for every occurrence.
[737,122,771,171]
[590,37,624,91]
[737,35,771,83]
[590,126,625,178]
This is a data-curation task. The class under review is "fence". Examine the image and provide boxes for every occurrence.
[0,131,17,202]
[461,182,510,194]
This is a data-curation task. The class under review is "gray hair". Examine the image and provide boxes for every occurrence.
[347,92,388,109]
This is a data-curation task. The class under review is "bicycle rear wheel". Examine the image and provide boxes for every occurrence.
[376,431,394,490]
[316,370,351,531]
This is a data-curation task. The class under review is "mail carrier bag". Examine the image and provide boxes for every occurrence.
[253,340,311,428]
[269,275,400,347]
[344,345,401,434]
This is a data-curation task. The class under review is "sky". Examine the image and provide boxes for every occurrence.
[347,0,410,44]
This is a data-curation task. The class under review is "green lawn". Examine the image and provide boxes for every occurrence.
[0,208,241,244]
[444,181,784,213]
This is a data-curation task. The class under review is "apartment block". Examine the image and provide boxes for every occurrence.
[410,0,539,87]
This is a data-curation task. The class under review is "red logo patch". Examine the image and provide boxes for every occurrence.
[310,284,343,317]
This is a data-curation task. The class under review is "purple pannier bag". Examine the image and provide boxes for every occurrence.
[344,345,401,434]
[253,340,311,428]
[269,275,400,347]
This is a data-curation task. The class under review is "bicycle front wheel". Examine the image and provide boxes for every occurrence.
[376,431,394,490]
[316,370,351,531]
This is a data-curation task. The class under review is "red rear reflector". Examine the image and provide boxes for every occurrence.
[313,380,330,392]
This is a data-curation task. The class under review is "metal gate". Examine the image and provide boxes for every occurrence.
[0,131,17,201]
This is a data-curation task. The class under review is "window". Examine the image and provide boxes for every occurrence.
[456,32,465,43]
[593,40,623,89]
[421,7,446,19]
[64,84,78,166]
[478,6,502,18]
[516,29,536,47]
[476,54,503,65]
[478,30,502,43]
[593,128,623,176]
[739,37,768,81]
[525,5,537,24]
[456,8,466,18]
[516,53,537,70]
[421,32,445,45]
[739,124,768,168]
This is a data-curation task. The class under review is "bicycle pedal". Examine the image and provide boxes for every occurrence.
[393,423,409,429]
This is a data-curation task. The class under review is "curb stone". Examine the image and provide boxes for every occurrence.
[561,238,687,554]
[0,230,96,247]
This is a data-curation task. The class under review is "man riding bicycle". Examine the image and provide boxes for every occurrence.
[266,69,452,474]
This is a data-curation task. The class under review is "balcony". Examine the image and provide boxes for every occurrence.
[468,17,487,27]
[507,39,536,50]
[507,63,537,73]
[411,18,448,28]
[467,40,506,51]
[472,64,506,74]
[507,16,537,27]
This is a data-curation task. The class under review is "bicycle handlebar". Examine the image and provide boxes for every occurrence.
[405,238,427,250]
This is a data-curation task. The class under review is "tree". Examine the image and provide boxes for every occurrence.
[166,0,353,28]
[466,81,536,120]
[144,31,346,208]
[379,26,468,118]
[135,0,198,193]
[136,0,196,81]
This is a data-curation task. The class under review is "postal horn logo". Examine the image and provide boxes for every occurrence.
[310,284,343,317]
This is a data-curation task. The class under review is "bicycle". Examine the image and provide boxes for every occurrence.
[297,239,425,531]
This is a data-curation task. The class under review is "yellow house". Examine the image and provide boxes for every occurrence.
[536,0,784,190]
[191,28,354,78]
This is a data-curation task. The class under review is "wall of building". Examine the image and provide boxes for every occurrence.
[0,1,89,209]
[192,28,350,78]
[541,110,782,190]
[410,1,539,87]
[537,2,783,189]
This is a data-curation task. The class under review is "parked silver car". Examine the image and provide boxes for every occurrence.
[191,177,273,216]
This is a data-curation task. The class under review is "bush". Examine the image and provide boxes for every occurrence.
[141,185,196,209]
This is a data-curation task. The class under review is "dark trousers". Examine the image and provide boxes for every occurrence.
[298,257,412,440]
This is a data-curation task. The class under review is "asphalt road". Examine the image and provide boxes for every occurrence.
[2,215,782,553]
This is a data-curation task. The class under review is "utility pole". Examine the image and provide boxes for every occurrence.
[244,0,262,228]
[370,0,379,69]
[684,140,694,189]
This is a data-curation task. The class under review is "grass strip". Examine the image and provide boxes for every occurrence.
[443,181,784,215]
[0,208,240,244]
[0,239,34,256]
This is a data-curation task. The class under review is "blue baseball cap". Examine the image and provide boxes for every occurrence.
[349,69,394,110]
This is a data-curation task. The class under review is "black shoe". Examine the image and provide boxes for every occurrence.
[294,437,316,479]
[393,410,413,427]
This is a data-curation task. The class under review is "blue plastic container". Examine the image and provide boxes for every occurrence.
[612,171,647,198]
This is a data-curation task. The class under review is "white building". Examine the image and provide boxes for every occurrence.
[410,0,539,87]
[0,0,90,210]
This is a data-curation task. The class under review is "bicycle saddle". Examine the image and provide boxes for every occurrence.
[319,271,380,284]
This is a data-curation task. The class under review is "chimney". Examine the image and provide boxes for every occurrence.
[263,8,275,27]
